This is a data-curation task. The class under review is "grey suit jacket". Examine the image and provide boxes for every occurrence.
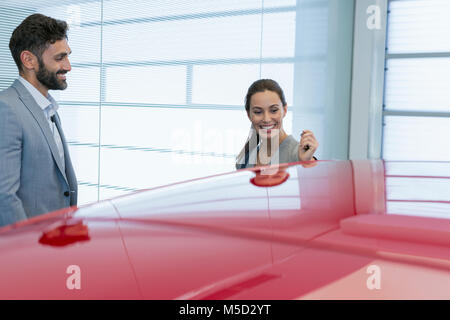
[0,79,77,226]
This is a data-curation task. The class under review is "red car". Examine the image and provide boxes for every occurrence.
[0,160,449,299]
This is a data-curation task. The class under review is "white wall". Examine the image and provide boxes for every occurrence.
[349,0,388,160]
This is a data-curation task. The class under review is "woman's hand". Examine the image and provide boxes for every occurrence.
[298,130,318,161]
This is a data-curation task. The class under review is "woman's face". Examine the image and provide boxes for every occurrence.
[248,90,287,139]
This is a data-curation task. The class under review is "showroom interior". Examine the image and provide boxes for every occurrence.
[0,0,448,208]
[1,0,450,302]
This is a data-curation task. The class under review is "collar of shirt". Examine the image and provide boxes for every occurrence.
[18,76,59,117]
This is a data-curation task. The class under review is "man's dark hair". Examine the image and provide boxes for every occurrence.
[9,13,68,72]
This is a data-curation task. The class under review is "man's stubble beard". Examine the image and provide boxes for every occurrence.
[36,57,67,91]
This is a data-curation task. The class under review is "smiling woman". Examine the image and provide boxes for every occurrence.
[236,79,318,169]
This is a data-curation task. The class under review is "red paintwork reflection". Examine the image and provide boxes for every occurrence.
[250,166,290,187]
[0,160,449,299]
[39,220,90,247]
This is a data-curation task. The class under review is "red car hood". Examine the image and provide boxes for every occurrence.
[1,160,449,299]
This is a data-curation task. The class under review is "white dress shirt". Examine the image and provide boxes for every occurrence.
[19,77,65,172]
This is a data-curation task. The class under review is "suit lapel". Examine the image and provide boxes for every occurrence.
[12,80,68,184]
[53,112,78,205]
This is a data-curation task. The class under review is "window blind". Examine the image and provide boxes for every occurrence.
[383,0,450,161]
[0,7,33,90]
[0,0,299,204]
[0,0,344,205]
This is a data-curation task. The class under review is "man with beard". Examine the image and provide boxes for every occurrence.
[0,14,77,226]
